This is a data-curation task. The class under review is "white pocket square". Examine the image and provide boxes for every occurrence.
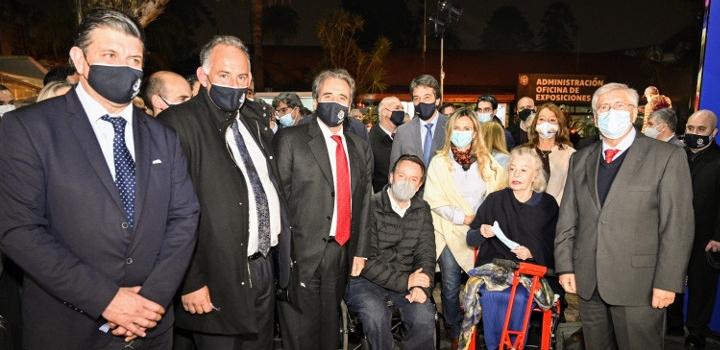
[152,159,162,165]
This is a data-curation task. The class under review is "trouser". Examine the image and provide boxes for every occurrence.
[579,289,665,350]
[480,287,529,350]
[191,253,276,350]
[686,243,719,336]
[345,277,435,350]
[438,247,464,339]
[278,240,347,350]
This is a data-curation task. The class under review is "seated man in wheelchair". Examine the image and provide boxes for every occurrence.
[466,147,559,350]
[346,155,437,350]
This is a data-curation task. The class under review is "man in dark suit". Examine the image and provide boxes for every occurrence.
[0,9,199,349]
[275,68,373,350]
[682,110,720,348]
[159,35,289,350]
[555,83,694,349]
[370,96,405,192]
[477,94,515,149]
[390,74,448,168]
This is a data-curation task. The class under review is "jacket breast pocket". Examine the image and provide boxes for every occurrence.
[631,254,657,268]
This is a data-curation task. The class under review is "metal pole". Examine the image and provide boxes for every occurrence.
[440,35,444,102]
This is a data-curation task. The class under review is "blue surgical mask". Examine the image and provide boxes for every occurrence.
[597,109,632,139]
[450,130,474,148]
[277,112,295,127]
[477,113,492,123]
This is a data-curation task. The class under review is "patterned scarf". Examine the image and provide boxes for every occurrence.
[451,146,476,171]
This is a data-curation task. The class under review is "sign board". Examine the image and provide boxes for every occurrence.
[517,74,605,105]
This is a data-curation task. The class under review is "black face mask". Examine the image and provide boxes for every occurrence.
[316,101,349,127]
[684,133,714,149]
[208,84,247,113]
[87,64,143,104]
[518,108,534,122]
[415,102,437,121]
[390,110,405,126]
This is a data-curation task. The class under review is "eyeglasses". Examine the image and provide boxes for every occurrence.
[276,106,295,115]
[596,102,636,113]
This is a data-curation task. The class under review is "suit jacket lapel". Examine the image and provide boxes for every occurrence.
[585,143,601,210]
[64,91,126,215]
[432,115,447,151]
[603,137,647,208]
[130,111,150,232]
[345,133,362,194]
[307,121,334,187]
[412,118,423,152]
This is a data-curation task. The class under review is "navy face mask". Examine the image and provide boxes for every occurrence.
[415,102,437,121]
[390,110,405,126]
[316,101,349,127]
[87,64,143,104]
[209,84,247,113]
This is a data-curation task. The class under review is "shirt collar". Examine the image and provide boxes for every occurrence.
[379,123,394,138]
[602,127,636,153]
[317,117,345,140]
[386,188,410,216]
[419,112,439,126]
[76,82,134,123]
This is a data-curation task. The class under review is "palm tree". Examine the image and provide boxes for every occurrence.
[75,0,170,27]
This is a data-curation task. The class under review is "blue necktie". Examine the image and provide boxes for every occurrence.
[423,123,434,166]
[101,115,136,226]
[230,120,271,256]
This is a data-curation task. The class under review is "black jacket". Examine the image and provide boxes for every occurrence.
[362,188,436,294]
[158,89,290,335]
[369,124,393,192]
[298,113,370,142]
[688,143,720,245]
[274,118,373,301]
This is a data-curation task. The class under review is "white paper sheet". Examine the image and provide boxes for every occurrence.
[492,221,519,250]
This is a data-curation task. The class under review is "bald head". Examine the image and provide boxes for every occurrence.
[516,96,535,112]
[687,110,718,135]
[379,96,402,118]
[145,71,192,115]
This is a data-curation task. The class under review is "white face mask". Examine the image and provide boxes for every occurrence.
[477,113,492,123]
[390,179,418,202]
[535,122,559,139]
[0,104,16,117]
[597,109,632,139]
[642,125,661,139]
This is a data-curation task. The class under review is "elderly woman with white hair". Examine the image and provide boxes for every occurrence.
[466,146,559,350]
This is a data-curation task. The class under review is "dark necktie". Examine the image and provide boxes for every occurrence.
[423,123,434,165]
[230,120,271,256]
[101,115,136,226]
[604,149,620,164]
[331,135,351,246]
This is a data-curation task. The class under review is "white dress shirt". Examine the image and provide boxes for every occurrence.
[387,188,409,218]
[419,113,439,152]
[225,115,281,256]
[76,83,135,180]
[317,118,352,237]
[602,127,636,161]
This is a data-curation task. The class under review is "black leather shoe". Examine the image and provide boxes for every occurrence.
[685,333,706,348]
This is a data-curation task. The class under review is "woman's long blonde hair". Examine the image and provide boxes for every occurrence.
[480,120,509,155]
[437,107,500,181]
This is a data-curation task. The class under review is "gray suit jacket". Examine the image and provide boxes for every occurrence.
[667,135,685,147]
[554,134,694,305]
[389,114,448,167]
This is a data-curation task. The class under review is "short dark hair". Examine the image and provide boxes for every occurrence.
[74,9,144,52]
[43,66,76,86]
[650,107,678,132]
[272,92,303,109]
[409,74,440,100]
[391,154,426,181]
[477,94,498,110]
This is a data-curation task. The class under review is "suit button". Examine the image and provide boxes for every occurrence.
[241,282,245,286]
[269,156,273,160]
[121,222,129,229]
[126,258,134,264]
[326,216,331,220]
[330,192,335,197]
[238,202,243,206]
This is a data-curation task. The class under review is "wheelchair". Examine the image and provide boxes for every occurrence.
[340,298,441,350]
[468,259,563,350]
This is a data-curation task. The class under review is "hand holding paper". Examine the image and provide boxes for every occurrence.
[491,221,520,250]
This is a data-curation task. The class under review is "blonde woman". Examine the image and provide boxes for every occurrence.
[423,107,507,346]
[480,120,511,168]
[526,103,576,204]
[466,146,559,350]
